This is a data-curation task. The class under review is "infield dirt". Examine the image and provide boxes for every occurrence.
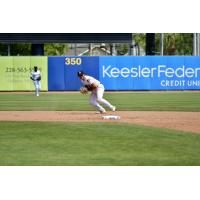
[0,111,200,134]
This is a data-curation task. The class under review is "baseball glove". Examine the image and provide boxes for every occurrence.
[80,86,88,94]
[36,76,41,81]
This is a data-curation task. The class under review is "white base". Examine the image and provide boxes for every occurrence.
[102,115,120,120]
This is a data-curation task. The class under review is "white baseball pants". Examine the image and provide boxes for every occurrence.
[89,84,114,112]
[33,81,41,96]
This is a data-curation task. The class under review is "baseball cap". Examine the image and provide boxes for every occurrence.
[77,71,85,77]
[34,66,38,71]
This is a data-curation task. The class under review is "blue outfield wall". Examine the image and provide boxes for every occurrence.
[48,56,99,90]
[48,56,200,91]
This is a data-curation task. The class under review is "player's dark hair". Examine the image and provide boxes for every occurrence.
[34,66,38,72]
[77,71,85,77]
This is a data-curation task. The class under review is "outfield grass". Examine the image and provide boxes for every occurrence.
[0,91,200,111]
[0,121,200,166]
[0,92,200,166]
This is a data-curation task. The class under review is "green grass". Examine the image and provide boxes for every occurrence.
[0,92,200,166]
[0,121,200,166]
[0,91,200,111]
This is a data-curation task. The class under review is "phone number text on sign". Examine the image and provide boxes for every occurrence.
[5,67,41,73]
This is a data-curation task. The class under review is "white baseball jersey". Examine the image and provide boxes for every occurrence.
[80,75,114,113]
[31,70,41,81]
[81,75,101,87]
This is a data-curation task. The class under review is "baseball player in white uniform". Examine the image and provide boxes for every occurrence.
[77,71,116,113]
[30,66,41,96]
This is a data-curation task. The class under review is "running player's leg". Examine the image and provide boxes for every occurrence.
[96,85,115,111]
[90,93,106,113]
[33,81,37,96]
[35,81,40,96]
[38,81,41,95]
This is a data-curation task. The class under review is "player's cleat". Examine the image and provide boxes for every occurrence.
[111,106,116,112]
[99,110,106,114]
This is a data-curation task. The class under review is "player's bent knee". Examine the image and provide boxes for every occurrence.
[97,98,103,103]
[89,100,95,106]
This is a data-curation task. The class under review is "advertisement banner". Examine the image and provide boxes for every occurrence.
[0,56,48,91]
[99,56,200,90]
[48,56,99,90]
